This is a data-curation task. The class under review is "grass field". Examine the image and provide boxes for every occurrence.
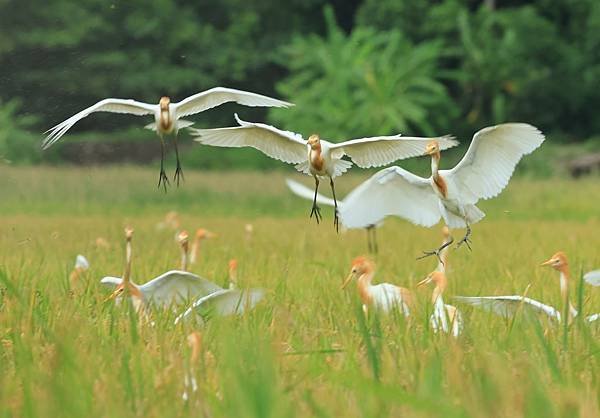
[1,165,599,418]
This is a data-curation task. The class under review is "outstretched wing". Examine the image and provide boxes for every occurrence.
[139,270,223,307]
[285,178,337,207]
[100,276,124,288]
[192,114,307,164]
[444,124,545,204]
[173,87,292,117]
[174,288,265,324]
[584,270,600,287]
[43,98,157,149]
[453,295,560,321]
[338,166,440,229]
[329,135,458,168]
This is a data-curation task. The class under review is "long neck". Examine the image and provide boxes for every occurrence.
[190,237,201,264]
[430,152,441,178]
[160,107,171,130]
[558,267,577,318]
[123,239,132,284]
[357,271,375,305]
[180,244,189,271]
[432,281,446,306]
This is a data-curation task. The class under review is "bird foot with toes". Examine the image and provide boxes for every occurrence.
[173,165,185,187]
[310,204,323,224]
[158,170,170,192]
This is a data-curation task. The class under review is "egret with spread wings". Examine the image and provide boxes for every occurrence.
[193,114,457,230]
[43,87,292,190]
[335,123,545,255]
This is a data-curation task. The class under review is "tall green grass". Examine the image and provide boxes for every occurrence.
[0,166,599,417]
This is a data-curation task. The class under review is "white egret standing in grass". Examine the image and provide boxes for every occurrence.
[454,252,600,323]
[328,124,545,256]
[101,229,222,308]
[341,256,414,316]
[190,228,217,266]
[286,178,383,253]
[417,271,463,337]
[42,87,293,189]
[193,114,458,231]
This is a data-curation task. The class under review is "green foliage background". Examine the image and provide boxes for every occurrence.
[1,0,599,167]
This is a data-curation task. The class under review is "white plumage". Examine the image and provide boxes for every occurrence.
[584,270,600,287]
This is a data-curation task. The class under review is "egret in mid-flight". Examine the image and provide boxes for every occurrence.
[193,114,457,230]
[454,252,600,323]
[327,123,544,255]
[42,87,292,190]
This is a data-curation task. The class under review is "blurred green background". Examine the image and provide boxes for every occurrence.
[1,0,599,174]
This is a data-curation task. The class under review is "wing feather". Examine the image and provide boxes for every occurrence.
[453,295,560,320]
[43,98,156,149]
[338,166,440,229]
[330,135,458,168]
[174,87,292,117]
[444,124,545,203]
[139,270,222,307]
[192,114,307,164]
[583,270,600,287]
[174,288,264,324]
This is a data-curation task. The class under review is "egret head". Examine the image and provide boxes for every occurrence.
[540,251,568,271]
[228,258,238,272]
[342,256,374,289]
[124,226,134,241]
[159,96,171,111]
[307,134,321,150]
[424,140,440,156]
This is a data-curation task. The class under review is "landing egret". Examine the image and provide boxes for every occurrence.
[341,257,413,316]
[286,178,382,253]
[417,271,463,337]
[101,229,222,308]
[454,252,600,323]
[42,87,292,189]
[330,124,544,255]
[193,114,457,230]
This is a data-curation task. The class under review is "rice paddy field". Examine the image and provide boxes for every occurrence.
[1,165,599,418]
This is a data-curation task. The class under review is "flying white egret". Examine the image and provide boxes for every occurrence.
[286,178,383,252]
[42,87,293,189]
[454,252,600,323]
[193,114,458,230]
[102,229,222,308]
[417,271,463,337]
[190,228,217,265]
[341,256,414,316]
[69,254,90,288]
[331,123,545,255]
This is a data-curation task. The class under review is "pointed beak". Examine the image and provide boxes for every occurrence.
[540,258,554,267]
[341,272,354,290]
[104,288,122,303]
[416,276,432,288]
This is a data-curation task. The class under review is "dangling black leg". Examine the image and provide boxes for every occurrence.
[330,177,339,233]
[309,177,322,224]
[173,132,184,186]
[456,223,472,250]
[416,236,454,263]
[372,227,378,254]
[157,135,170,192]
[366,228,373,253]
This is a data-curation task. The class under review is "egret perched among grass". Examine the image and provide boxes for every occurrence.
[69,254,90,288]
[193,114,457,230]
[286,178,383,253]
[190,228,217,266]
[101,228,222,308]
[454,252,600,323]
[42,87,292,190]
[341,256,413,316]
[417,271,463,337]
[331,124,545,256]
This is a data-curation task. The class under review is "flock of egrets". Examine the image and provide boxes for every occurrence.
[48,86,599,352]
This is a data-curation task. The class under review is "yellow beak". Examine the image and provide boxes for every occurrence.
[341,273,354,290]
[416,276,432,288]
[540,258,555,267]
[104,287,123,302]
